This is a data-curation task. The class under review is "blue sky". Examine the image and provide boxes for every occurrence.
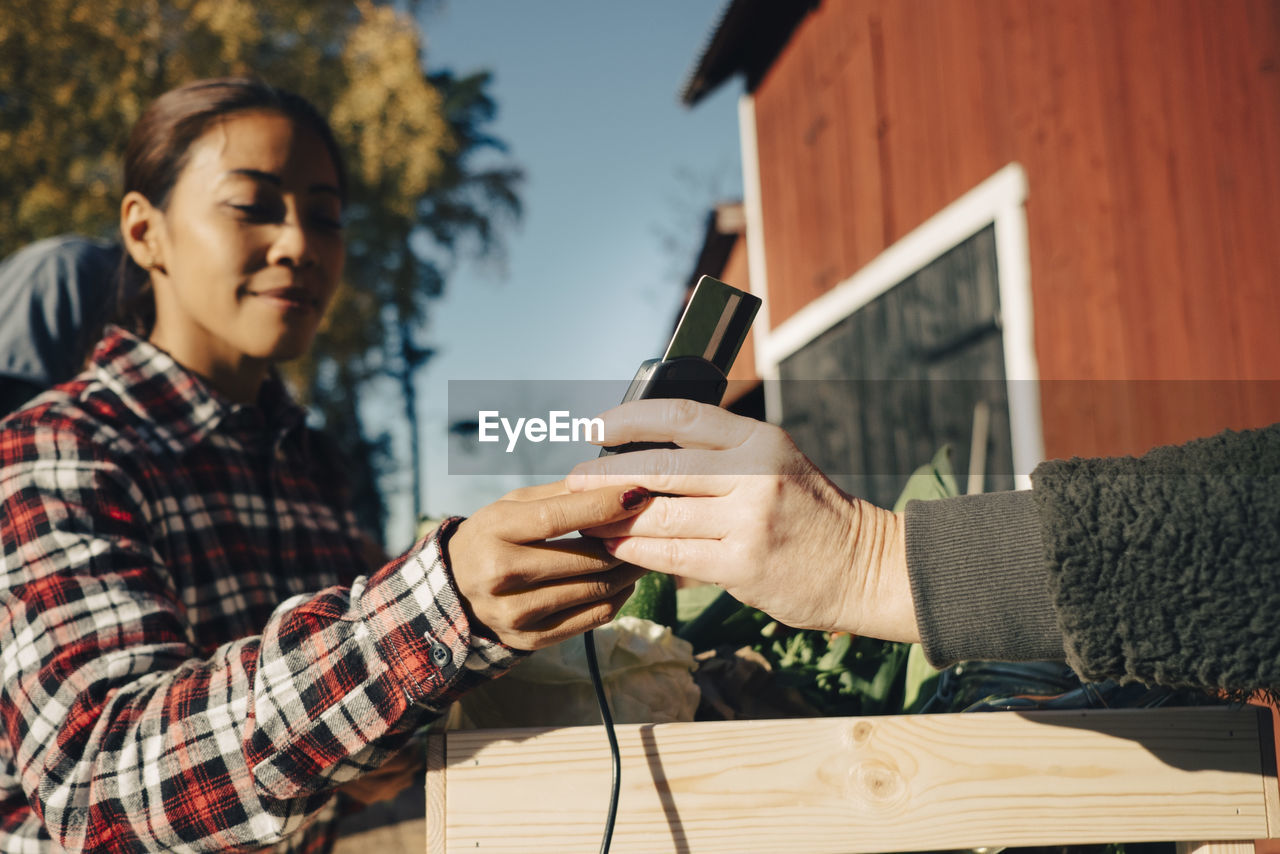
[374,1,745,545]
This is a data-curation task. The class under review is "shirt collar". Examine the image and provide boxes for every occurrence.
[91,326,307,453]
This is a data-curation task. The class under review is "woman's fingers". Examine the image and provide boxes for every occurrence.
[567,407,801,495]
[447,484,657,650]
[488,484,653,542]
[483,567,645,650]
[567,449,745,494]
[499,563,648,627]
[490,536,620,588]
[579,495,729,540]
[589,398,758,450]
[600,536,725,587]
[510,583,639,649]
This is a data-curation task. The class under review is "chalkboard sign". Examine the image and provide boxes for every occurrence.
[777,225,1016,509]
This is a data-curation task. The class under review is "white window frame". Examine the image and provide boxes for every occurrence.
[737,96,1042,489]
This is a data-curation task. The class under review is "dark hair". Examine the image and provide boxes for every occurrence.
[116,78,347,336]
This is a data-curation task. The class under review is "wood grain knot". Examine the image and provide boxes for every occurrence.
[852,759,907,808]
[852,722,873,743]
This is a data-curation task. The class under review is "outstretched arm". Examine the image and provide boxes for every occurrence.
[0,418,648,852]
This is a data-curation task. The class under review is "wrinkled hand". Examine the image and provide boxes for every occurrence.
[339,749,422,807]
[566,400,917,642]
[447,481,652,650]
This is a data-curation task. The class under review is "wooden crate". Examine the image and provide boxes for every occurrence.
[425,706,1278,854]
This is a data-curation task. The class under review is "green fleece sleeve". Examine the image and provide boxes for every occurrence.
[1034,423,1280,693]
[905,423,1280,693]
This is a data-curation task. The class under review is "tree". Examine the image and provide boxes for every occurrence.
[289,68,524,537]
[0,0,523,540]
[383,68,523,525]
[0,0,446,253]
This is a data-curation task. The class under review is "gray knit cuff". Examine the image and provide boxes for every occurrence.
[905,491,1065,667]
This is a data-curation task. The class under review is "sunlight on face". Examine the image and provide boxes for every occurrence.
[147,110,345,396]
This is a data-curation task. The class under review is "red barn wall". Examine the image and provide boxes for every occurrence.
[749,0,1280,459]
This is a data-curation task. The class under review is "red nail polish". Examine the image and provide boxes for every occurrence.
[621,487,651,510]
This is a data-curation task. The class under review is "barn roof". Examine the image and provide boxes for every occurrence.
[680,0,819,106]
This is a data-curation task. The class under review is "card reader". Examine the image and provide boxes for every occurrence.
[601,274,761,454]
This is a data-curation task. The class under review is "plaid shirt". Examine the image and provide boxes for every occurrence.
[0,327,518,853]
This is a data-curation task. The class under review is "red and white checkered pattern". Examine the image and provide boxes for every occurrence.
[0,327,517,852]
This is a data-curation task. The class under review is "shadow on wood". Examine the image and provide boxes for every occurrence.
[426,706,1278,854]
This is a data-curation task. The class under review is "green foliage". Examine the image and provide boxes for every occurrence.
[291,67,524,535]
[892,444,959,512]
[894,444,960,708]
[761,624,912,716]
[675,582,723,625]
[0,0,435,254]
[674,590,914,717]
[617,571,678,627]
[902,642,941,712]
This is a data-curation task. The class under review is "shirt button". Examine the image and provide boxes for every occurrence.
[429,641,451,667]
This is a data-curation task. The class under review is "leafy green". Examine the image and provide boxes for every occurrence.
[675,583,724,625]
[617,571,677,627]
[754,625,911,716]
[894,444,959,708]
[892,444,959,512]
[902,643,943,713]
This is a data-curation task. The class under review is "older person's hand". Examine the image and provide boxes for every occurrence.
[567,400,918,643]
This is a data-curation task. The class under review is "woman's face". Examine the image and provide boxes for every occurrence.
[137,109,345,395]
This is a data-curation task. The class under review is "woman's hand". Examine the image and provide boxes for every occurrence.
[566,400,919,643]
[447,481,652,651]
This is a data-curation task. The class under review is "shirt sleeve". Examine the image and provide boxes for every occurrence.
[1032,422,1280,693]
[904,422,1280,695]
[905,490,1065,667]
[0,418,518,852]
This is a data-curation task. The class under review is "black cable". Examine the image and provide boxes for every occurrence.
[583,628,619,854]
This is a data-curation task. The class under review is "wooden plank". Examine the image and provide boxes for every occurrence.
[435,707,1271,853]
[425,733,446,854]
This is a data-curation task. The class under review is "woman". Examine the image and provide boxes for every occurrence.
[0,78,649,852]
